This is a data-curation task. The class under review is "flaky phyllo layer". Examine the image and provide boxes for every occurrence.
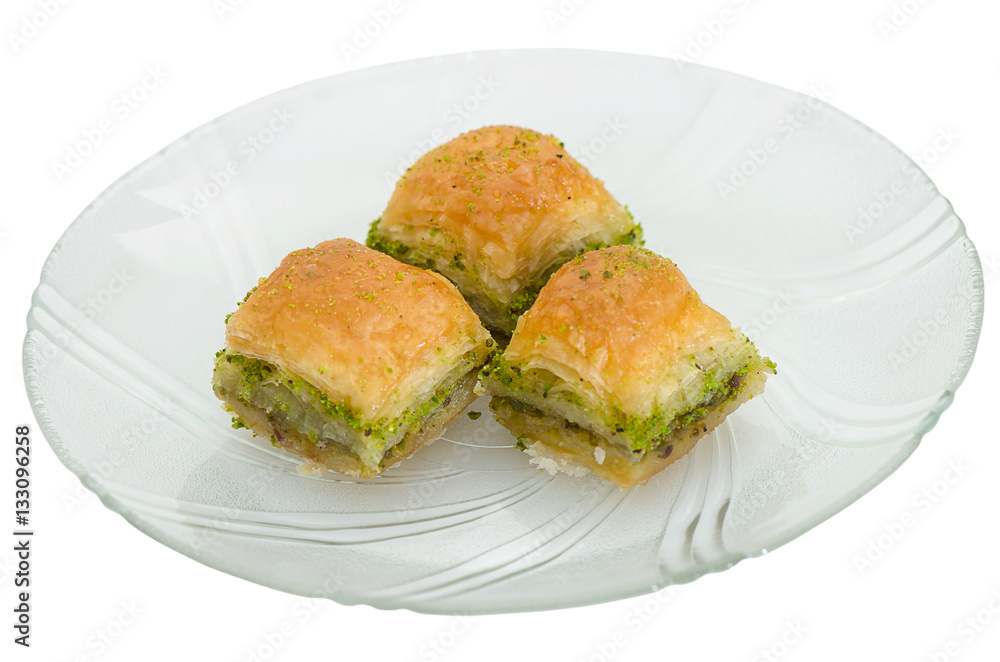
[213,349,484,477]
[214,239,494,478]
[368,222,642,335]
[482,336,773,462]
[366,125,643,334]
[479,245,776,488]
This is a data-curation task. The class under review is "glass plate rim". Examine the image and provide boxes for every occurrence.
[21,47,987,614]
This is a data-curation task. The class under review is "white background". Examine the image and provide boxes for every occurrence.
[2,1,998,660]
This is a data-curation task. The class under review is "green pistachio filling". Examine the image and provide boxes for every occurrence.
[366,219,644,331]
[213,349,484,461]
[504,226,644,319]
[365,219,412,259]
[481,352,775,456]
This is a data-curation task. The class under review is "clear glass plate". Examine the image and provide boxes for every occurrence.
[23,49,984,614]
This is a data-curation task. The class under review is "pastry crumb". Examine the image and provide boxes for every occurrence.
[297,459,328,477]
[594,446,606,465]
[524,442,591,477]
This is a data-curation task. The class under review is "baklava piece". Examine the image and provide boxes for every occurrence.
[367,125,642,336]
[479,245,775,488]
[212,239,493,478]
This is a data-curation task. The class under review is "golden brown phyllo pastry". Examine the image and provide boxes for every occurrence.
[366,125,642,336]
[212,239,493,478]
[479,245,775,488]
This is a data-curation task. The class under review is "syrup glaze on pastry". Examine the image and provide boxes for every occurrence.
[213,239,493,478]
[367,125,641,336]
[480,245,775,488]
